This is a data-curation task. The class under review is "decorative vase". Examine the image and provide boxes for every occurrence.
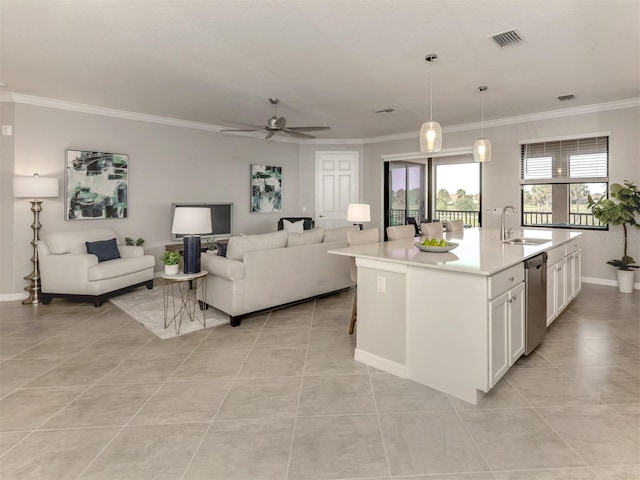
[616,269,635,294]
[164,264,179,275]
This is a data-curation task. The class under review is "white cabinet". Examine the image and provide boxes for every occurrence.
[546,239,582,326]
[488,264,525,388]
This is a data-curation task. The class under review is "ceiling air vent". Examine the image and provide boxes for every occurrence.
[557,94,576,101]
[489,29,524,48]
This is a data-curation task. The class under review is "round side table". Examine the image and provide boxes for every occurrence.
[162,270,208,335]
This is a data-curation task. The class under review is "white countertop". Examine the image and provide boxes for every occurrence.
[330,227,583,276]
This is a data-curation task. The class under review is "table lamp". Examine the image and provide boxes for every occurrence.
[13,173,60,304]
[171,207,212,274]
[346,203,370,230]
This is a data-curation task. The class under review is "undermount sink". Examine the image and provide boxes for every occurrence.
[503,237,550,245]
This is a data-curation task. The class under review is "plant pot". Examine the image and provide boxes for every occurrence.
[616,269,636,293]
[164,264,179,275]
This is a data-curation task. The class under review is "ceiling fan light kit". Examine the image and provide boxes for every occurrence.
[473,85,492,163]
[221,97,330,140]
[420,54,443,153]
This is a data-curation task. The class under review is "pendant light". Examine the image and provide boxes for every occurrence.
[420,54,442,152]
[473,85,492,163]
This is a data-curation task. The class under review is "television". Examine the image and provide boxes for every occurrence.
[171,202,233,241]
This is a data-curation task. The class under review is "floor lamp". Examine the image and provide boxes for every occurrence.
[13,173,60,305]
[171,207,212,274]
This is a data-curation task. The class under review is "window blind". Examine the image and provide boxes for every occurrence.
[521,136,608,184]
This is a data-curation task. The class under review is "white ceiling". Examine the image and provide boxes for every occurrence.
[2,0,639,140]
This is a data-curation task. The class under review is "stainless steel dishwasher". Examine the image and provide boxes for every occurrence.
[524,252,547,355]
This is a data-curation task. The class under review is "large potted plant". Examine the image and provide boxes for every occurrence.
[588,180,640,293]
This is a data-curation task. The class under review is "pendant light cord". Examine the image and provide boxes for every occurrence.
[480,90,484,137]
[429,61,433,122]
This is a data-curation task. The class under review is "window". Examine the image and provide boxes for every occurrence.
[433,160,481,227]
[520,135,608,229]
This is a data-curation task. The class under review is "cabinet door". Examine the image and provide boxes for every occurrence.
[574,250,582,295]
[555,258,567,313]
[489,292,509,388]
[566,253,576,302]
[546,262,557,326]
[508,282,525,364]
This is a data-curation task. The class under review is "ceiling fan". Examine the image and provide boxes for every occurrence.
[220,98,330,139]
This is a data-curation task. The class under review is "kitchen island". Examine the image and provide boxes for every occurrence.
[330,227,583,404]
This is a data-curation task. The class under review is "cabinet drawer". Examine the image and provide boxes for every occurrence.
[489,263,524,299]
[566,237,582,255]
[546,245,565,265]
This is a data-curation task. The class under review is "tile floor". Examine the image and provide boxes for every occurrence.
[0,283,638,480]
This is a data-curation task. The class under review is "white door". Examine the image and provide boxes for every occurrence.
[315,151,358,229]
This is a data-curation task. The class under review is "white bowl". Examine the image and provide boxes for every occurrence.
[415,241,459,253]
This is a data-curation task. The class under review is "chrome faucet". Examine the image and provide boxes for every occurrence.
[501,205,517,241]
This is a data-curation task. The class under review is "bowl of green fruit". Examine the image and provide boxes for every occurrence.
[415,238,459,253]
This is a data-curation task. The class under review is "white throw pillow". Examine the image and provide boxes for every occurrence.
[287,228,325,247]
[283,219,305,233]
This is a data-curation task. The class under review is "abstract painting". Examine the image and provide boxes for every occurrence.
[65,149,128,220]
[251,164,282,213]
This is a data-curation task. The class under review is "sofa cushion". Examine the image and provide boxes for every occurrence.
[88,255,155,281]
[323,226,359,243]
[226,230,288,261]
[45,228,119,254]
[287,228,325,247]
[282,219,305,233]
[86,238,121,262]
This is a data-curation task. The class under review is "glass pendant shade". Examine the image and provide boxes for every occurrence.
[473,138,492,163]
[420,121,443,152]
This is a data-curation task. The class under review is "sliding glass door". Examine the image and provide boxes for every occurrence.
[384,162,426,231]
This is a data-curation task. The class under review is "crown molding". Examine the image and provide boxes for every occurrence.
[2,92,638,145]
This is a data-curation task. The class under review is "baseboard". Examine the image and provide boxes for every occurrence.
[0,292,29,302]
[354,348,407,378]
[582,276,640,290]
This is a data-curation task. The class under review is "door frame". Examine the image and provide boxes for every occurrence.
[315,150,359,229]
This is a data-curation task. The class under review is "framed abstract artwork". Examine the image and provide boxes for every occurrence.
[251,164,282,213]
[65,149,128,220]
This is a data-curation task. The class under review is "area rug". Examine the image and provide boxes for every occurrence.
[109,285,229,339]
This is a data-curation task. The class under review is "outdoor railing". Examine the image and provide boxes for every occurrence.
[523,211,603,227]
[391,209,480,227]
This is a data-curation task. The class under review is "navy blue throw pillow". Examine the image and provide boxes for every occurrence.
[86,238,121,262]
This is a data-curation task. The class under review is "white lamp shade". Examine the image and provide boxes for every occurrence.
[13,175,59,198]
[473,138,492,163]
[419,121,443,153]
[346,203,371,223]
[172,207,212,235]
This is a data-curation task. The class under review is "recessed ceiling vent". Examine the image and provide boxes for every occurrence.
[556,94,576,101]
[489,29,524,48]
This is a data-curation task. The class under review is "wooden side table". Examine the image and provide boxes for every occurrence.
[162,270,208,335]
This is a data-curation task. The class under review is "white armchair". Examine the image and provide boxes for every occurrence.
[38,228,155,306]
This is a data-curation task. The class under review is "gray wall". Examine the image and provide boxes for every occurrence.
[2,101,639,297]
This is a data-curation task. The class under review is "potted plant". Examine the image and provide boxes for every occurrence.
[160,251,181,275]
[588,180,640,293]
[124,237,145,247]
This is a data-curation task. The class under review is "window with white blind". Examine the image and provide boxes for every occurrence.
[520,135,609,229]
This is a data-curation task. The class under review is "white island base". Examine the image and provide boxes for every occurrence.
[333,228,582,404]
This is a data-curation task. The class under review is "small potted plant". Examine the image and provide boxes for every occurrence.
[124,237,145,247]
[160,251,181,275]
[588,180,640,293]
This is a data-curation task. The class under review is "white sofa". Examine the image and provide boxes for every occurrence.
[38,228,155,306]
[198,227,357,326]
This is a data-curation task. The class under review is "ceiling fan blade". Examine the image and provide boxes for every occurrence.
[220,119,264,129]
[281,129,315,139]
[275,116,287,129]
[265,130,277,140]
[220,128,264,132]
[285,126,331,132]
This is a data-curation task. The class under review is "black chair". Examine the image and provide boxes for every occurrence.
[405,217,421,236]
[277,217,315,231]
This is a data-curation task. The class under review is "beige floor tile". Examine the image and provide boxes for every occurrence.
[131,379,232,424]
[304,345,368,376]
[78,333,152,356]
[169,349,249,381]
[0,357,64,390]
[25,355,123,387]
[183,418,294,480]
[559,365,640,404]
[253,326,311,349]
[492,467,599,479]
[0,427,120,480]
[450,377,527,410]
[537,405,640,466]
[135,329,209,355]
[194,328,259,351]
[239,347,307,377]
[78,423,208,480]
[298,374,375,415]
[0,431,29,456]
[380,410,487,476]
[592,464,640,480]
[288,414,389,479]
[217,376,301,420]
[14,333,107,359]
[371,372,453,412]
[459,408,584,471]
[97,352,188,384]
